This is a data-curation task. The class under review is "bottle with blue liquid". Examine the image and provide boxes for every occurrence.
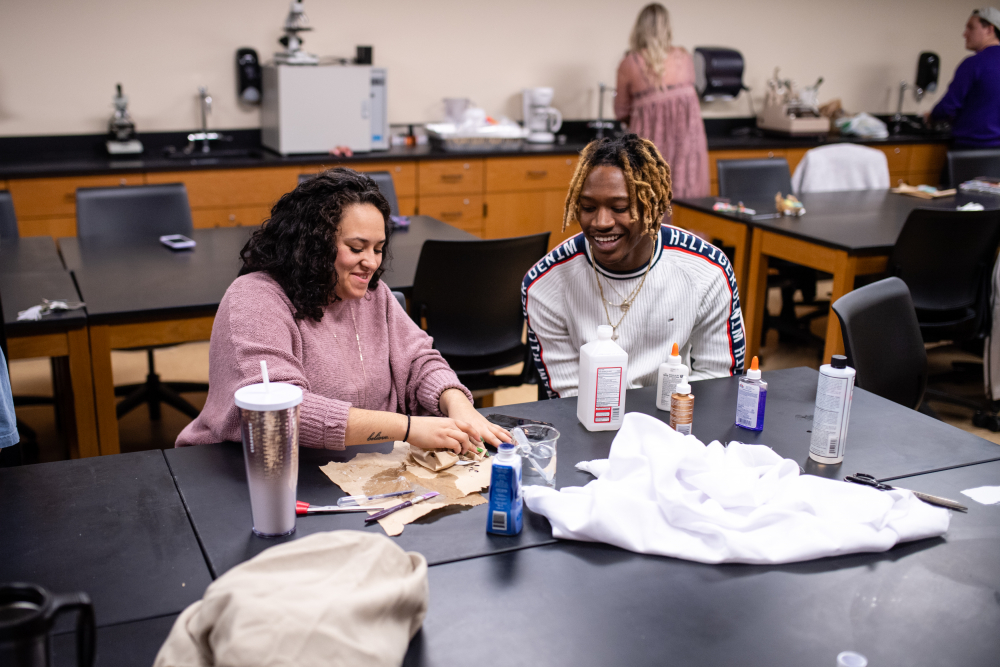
[735,356,767,431]
[487,442,523,535]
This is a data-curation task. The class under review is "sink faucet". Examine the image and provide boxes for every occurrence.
[891,81,908,135]
[589,82,617,139]
[198,86,212,153]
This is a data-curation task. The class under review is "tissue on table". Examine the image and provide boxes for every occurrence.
[523,413,949,565]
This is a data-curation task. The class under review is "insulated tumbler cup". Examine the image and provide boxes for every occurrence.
[235,381,303,537]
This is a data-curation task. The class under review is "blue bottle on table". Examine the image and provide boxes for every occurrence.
[487,442,523,535]
[735,356,767,432]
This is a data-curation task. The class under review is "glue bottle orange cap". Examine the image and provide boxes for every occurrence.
[669,342,681,362]
[747,356,761,379]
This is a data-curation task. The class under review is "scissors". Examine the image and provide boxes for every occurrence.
[845,473,968,512]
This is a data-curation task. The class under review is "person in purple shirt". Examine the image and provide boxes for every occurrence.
[931,8,1000,147]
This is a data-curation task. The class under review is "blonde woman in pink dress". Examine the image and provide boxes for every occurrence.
[614,3,710,200]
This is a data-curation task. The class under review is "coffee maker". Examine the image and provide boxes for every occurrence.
[522,88,563,143]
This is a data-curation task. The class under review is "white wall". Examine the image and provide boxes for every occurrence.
[0,0,974,137]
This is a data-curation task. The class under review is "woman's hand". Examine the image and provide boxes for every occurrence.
[437,388,512,448]
[407,416,487,455]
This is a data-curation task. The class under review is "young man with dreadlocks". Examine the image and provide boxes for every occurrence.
[521,134,745,398]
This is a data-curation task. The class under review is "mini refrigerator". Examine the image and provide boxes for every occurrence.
[261,64,388,155]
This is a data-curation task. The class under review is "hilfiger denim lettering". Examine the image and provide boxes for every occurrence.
[522,225,746,398]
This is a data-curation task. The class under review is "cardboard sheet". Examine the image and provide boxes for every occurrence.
[320,442,492,536]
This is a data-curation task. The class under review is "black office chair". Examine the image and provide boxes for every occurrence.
[832,277,927,410]
[717,158,826,347]
[945,149,1000,188]
[887,207,1000,427]
[409,233,550,404]
[299,171,400,216]
[75,183,207,421]
[0,191,18,240]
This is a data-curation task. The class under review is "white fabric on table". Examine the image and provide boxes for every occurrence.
[523,413,949,564]
[961,485,1000,505]
[791,144,890,194]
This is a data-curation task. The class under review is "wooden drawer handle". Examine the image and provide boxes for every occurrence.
[440,174,464,182]
[526,170,548,178]
[440,211,463,219]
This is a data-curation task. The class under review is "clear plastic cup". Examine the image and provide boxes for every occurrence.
[514,425,559,489]
[235,381,303,537]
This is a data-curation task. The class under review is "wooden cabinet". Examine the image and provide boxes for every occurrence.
[419,194,484,236]
[870,144,912,186]
[302,161,418,198]
[418,160,484,196]
[484,190,576,249]
[146,167,297,209]
[908,144,948,187]
[486,155,577,193]
[7,173,145,237]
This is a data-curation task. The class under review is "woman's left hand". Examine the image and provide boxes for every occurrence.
[438,388,512,448]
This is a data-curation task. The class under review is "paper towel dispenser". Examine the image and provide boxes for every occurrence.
[694,47,746,100]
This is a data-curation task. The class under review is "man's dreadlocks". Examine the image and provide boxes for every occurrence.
[562,133,672,238]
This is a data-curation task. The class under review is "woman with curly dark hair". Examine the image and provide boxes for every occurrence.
[177,168,510,453]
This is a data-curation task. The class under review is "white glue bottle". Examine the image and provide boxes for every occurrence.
[809,355,856,464]
[577,324,628,431]
[735,356,767,431]
[655,342,689,412]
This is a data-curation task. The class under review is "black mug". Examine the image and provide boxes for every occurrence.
[0,583,95,667]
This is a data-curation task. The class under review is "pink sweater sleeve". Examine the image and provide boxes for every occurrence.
[381,282,473,416]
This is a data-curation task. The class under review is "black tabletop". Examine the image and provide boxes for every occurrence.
[0,451,212,630]
[58,218,474,325]
[0,236,64,275]
[165,367,999,579]
[164,441,557,578]
[53,613,178,667]
[676,190,1000,253]
[405,454,1000,667]
[1,270,86,337]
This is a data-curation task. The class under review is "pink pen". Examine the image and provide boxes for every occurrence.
[365,492,440,523]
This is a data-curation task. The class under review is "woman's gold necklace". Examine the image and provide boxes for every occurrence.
[333,301,369,408]
[591,252,652,341]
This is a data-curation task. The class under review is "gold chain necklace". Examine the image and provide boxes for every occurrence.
[334,302,369,408]
[591,252,652,341]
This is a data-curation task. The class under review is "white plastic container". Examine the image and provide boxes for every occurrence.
[577,325,628,431]
[809,355,856,464]
[655,342,689,412]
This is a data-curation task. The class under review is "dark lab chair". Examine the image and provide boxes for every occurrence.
[887,207,1000,427]
[717,158,825,347]
[391,291,406,313]
[0,191,18,239]
[409,233,550,404]
[945,149,1000,188]
[832,277,927,410]
[298,171,400,216]
[75,183,207,421]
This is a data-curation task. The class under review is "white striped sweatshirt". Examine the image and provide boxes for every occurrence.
[522,225,746,398]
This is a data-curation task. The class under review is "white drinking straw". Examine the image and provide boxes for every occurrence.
[260,360,270,391]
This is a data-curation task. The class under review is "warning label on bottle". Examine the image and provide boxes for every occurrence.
[594,367,623,423]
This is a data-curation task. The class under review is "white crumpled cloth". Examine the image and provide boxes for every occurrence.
[523,413,949,565]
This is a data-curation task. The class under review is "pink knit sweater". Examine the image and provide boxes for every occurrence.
[176,273,472,449]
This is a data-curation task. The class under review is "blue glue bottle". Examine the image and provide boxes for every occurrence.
[735,355,767,431]
[487,442,523,535]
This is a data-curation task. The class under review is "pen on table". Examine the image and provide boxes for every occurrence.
[365,492,440,524]
[337,489,414,507]
[296,501,384,515]
[845,473,968,512]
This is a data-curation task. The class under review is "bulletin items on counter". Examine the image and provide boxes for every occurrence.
[487,442,523,535]
[735,356,768,431]
[577,325,628,432]
[809,355,856,464]
[655,343,688,412]
[669,377,694,435]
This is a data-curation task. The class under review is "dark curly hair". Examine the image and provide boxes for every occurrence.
[241,167,392,321]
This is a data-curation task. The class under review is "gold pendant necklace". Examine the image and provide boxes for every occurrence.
[591,253,652,340]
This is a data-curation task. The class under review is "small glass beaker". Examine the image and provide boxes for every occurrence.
[515,425,559,488]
